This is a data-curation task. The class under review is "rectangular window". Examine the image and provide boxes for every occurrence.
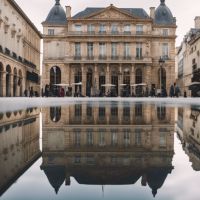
[163,29,169,36]
[87,130,93,146]
[74,130,81,147]
[75,43,81,58]
[75,24,82,32]
[135,129,142,146]
[99,129,106,146]
[99,43,106,57]
[162,43,169,59]
[136,25,143,35]
[87,42,93,58]
[48,29,54,35]
[111,24,118,33]
[87,24,95,33]
[124,129,130,147]
[136,42,143,59]
[160,132,166,147]
[99,24,106,33]
[111,42,118,58]
[124,24,131,33]
[124,43,131,58]
[111,130,118,146]
[86,105,93,117]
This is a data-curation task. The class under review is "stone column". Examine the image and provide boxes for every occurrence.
[146,66,151,88]
[81,65,86,96]
[131,64,135,95]
[70,66,74,96]
[106,64,110,93]
[10,74,14,97]
[94,64,99,96]
[2,71,6,97]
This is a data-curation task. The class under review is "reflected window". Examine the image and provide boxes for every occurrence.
[87,105,92,117]
[50,107,61,122]
[135,104,143,117]
[111,130,118,146]
[160,132,167,147]
[123,106,130,117]
[74,156,81,164]
[74,129,81,147]
[87,129,93,146]
[99,107,105,117]
[124,129,130,147]
[157,106,166,120]
[99,129,106,147]
[86,156,95,165]
[135,129,142,146]
[111,107,118,117]
[75,104,82,117]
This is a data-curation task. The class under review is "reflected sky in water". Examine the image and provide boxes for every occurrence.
[0,101,200,200]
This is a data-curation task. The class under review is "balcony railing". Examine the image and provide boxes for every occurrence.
[111,56,119,60]
[87,55,94,60]
[74,56,82,60]
[123,56,132,60]
[99,55,107,60]
[135,56,143,60]
[136,31,144,35]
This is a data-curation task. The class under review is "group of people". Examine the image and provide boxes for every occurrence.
[41,83,183,98]
[24,87,39,97]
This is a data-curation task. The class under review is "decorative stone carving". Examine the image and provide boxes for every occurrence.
[11,24,17,38]
[89,8,133,20]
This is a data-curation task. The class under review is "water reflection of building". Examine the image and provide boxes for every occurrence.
[41,103,175,197]
[0,109,40,195]
[177,107,200,170]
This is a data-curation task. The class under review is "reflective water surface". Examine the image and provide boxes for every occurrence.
[0,102,200,200]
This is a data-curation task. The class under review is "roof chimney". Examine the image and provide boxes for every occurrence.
[150,7,155,19]
[66,6,71,18]
[195,16,200,29]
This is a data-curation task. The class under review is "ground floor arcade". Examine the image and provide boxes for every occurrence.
[43,63,175,97]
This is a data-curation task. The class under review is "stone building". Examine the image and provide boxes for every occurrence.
[176,17,200,97]
[0,108,40,195]
[0,0,41,97]
[42,0,176,97]
[41,103,175,196]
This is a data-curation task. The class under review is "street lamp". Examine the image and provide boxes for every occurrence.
[159,57,165,95]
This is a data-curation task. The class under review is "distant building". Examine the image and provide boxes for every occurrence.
[41,103,175,197]
[42,0,176,97]
[0,0,41,97]
[176,17,200,97]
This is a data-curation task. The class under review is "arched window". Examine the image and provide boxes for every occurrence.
[13,68,17,97]
[74,67,82,94]
[135,68,142,84]
[50,66,61,85]
[6,65,11,97]
[50,107,61,122]
[158,68,166,89]
[18,70,23,97]
[0,63,4,97]
[135,69,143,96]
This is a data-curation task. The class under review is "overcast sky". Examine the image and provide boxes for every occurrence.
[15,0,200,46]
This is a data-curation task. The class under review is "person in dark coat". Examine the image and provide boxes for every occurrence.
[170,84,175,97]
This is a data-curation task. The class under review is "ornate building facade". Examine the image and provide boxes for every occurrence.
[42,0,176,97]
[41,103,175,196]
[0,0,41,97]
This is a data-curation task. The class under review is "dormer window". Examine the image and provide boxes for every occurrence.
[163,29,168,36]
[75,24,82,32]
[48,29,54,35]
[136,25,143,35]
